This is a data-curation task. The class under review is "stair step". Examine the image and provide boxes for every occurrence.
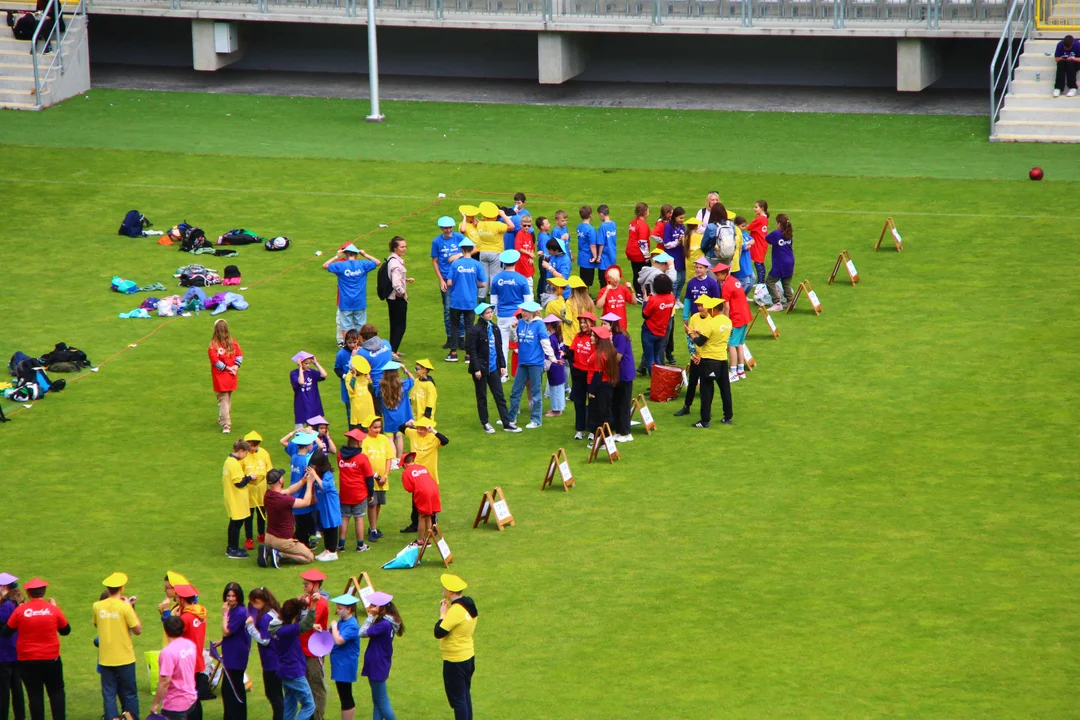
[0,63,36,78]
[0,76,37,91]
[999,106,1080,122]
[1003,93,1080,109]
[1013,67,1058,82]
[1018,53,1057,68]
[992,132,1080,143]
[994,120,1080,137]
[0,101,40,110]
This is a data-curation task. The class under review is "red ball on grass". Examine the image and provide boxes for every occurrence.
[1030,167,1044,181]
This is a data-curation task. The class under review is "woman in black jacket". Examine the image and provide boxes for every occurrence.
[465,304,519,434]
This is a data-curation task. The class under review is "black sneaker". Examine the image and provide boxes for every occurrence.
[400,525,418,533]
[720,418,734,426]
[445,352,458,362]
[673,406,690,417]
[270,549,281,568]
[356,542,370,553]
[368,529,378,542]
[692,421,711,429]
[636,367,648,377]
[374,529,385,539]
[307,536,319,549]
[504,423,522,433]
[337,542,346,553]
[665,356,677,365]
[226,548,245,560]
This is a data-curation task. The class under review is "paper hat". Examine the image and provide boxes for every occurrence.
[382,361,402,371]
[440,574,468,593]
[331,594,359,606]
[459,204,480,217]
[291,351,314,363]
[710,263,731,273]
[518,300,542,313]
[578,311,597,322]
[547,277,568,287]
[567,276,586,289]
[474,302,494,315]
[366,591,394,607]
[172,584,198,598]
[478,201,500,218]
[650,247,665,255]
[592,326,612,340]
[299,569,327,582]
[458,238,475,247]
[654,252,673,263]
[542,314,562,323]
[401,452,417,466]
[361,414,381,428]
[166,571,189,587]
[342,244,360,254]
[350,355,372,373]
[344,428,367,442]
[292,432,317,446]
[306,415,329,427]
[499,249,521,265]
[684,218,702,226]
[600,312,621,323]
[695,296,724,308]
[102,572,128,587]
[307,631,335,657]
[0,573,17,586]
[415,358,435,370]
[23,578,48,590]
[414,417,436,429]
[244,431,263,443]
[437,216,456,228]
[694,257,713,267]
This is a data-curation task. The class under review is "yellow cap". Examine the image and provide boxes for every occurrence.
[478,201,500,218]
[649,247,665,255]
[441,573,468,593]
[351,355,371,373]
[695,296,724,308]
[567,276,586,289]
[684,218,702,226]
[547,277,568,287]
[415,358,435,371]
[362,414,381,427]
[459,205,480,217]
[166,571,189,587]
[726,209,736,220]
[244,431,263,443]
[415,417,436,429]
[102,572,128,588]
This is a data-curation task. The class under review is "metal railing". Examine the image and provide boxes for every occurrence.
[989,0,1033,136]
[31,0,87,106]
[91,0,1009,22]
[1036,0,1079,29]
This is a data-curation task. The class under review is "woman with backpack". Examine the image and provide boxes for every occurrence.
[384,237,413,361]
[209,319,243,434]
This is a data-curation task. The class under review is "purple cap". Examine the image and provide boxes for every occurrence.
[599,312,621,323]
[541,314,561,324]
[306,415,329,426]
[0,573,17,586]
[366,591,394,607]
[308,630,335,657]
[291,351,314,363]
[694,257,713,267]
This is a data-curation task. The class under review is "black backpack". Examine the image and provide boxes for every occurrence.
[180,226,210,253]
[218,229,264,246]
[118,210,151,238]
[376,258,393,301]
[264,236,290,252]
[40,343,90,370]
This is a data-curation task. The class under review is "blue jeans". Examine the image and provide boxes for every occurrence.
[100,662,139,720]
[508,364,544,426]
[640,327,666,374]
[282,676,315,720]
[369,679,396,720]
[546,382,566,412]
[673,270,686,302]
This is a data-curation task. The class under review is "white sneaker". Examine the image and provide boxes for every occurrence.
[738,370,747,379]
[1054,88,1062,97]
[729,372,740,383]
[496,420,502,425]
[501,375,509,383]
[315,551,338,562]
[314,531,322,539]
[574,431,584,440]
[1069,88,1078,97]
[587,433,594,441]
[525,422,541,429]
[614,434,633,443]
[483,423,496,434]
[767,303,784,312]
[504,424,522,433]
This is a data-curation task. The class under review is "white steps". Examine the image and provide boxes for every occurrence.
[992,36,1080,143]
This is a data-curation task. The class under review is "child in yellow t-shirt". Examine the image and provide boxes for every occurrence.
[360,415,396,542]
[403,418,449,483]
[241,431,273,547]
[410,359,439,421]
[347,355,376,429]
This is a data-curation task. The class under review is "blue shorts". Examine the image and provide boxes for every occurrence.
[728,325,748,346]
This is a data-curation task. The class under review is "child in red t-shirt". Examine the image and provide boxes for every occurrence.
[514,215,536,279]
[596,267,636,330]
[747,200,770,285]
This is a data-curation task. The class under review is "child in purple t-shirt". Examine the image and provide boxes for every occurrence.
[290,352,328,429]
[543,315,567,417]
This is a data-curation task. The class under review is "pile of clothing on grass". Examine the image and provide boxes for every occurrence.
[119,271,248,319]
[2,344,90,409]
[119,211,290,255]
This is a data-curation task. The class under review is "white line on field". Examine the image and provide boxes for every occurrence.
[0,177,1042,220]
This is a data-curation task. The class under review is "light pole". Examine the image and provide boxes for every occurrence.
[365,0,385,122]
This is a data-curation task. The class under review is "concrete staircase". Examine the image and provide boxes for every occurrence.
[0,10,89,110]
[993,38,1080,143]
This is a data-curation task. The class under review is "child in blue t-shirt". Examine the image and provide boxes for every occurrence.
[378,362,414,462]
[310,451,342,561]
[596,205,619,273]
[576,205,599,288]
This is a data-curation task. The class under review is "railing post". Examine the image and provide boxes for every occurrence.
[653,0,662,24]
[745,0,753,26]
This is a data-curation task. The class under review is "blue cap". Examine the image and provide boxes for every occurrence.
[475,302,493,315]
[437,216,455,228]
[518,300,542,313]
[557,239,568,254]
[292,432,317,446]
[458,238,475,247]
[382,361,402,371]
[499,249,521,265]
[330,594,360,606]
[654,252,673,263]
[342,244,360,254]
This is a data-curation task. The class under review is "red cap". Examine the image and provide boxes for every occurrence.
[592,326,612,340]
[711,263,731,273]
[299,569,327,583]
[578,311,597,322]
[23,578,47,590]
[401,452,417,466]
[173,584,199,598]
[344,428,367,442]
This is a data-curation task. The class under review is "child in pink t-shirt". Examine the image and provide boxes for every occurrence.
[152,617,198,716]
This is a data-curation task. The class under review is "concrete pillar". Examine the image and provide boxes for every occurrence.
[896,38,943,92]
[538,32,588,85]
[192,20,244,72]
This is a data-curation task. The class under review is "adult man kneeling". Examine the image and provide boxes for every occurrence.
[263,468,316,565]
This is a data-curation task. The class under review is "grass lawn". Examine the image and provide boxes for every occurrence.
[0,92,1077,720]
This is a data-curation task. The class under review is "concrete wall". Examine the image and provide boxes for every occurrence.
[87,15,997,89]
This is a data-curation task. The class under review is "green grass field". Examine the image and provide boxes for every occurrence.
[1,91,1077,720]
